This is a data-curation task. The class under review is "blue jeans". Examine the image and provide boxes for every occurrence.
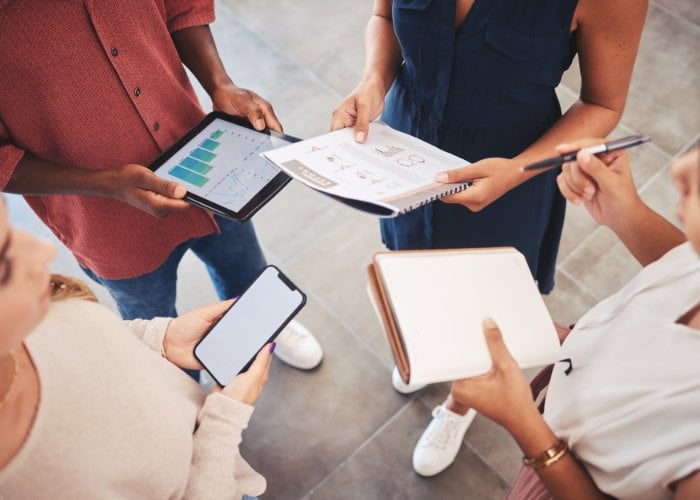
[82,216,267,377]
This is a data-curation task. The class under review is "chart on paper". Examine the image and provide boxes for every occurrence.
[158,123,285,211]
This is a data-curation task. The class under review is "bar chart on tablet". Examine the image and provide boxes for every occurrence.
[163,125,281,211]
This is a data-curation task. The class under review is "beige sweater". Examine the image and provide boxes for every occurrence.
[0,300,266,499]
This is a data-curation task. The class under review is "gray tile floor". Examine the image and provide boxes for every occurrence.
[7,2,699,498]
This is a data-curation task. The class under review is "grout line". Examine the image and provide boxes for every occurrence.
[301,400,419,499]
[411,395,514,487]
[557,266,602,302]
[215,0,346,102]
[650,1,700,32]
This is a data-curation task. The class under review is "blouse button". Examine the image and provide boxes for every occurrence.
[134,87,141,97]
[153,121,160,131]
[111,47,119,57]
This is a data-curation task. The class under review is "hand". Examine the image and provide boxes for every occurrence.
[216,343,274,405]
[450,318,540,435]
[164,300,234,370]
[437,157,522,211]
[553,321,572,343]
[555,138,643,227]
[106,163,191,217]
[212,82,283,133]
[331,78,387,143]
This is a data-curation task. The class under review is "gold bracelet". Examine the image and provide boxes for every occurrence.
[522,440,569,469]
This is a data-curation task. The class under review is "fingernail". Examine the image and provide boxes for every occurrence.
[584,187,595,200]
[355,131,366,143]
[255,119,265,130]
[483,317,497,329]
[435,172,448,182]
[269,342,276,354]
[579,150,592,164]
[174,184,187,198]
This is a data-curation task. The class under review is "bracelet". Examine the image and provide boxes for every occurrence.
[522,440,569,469]
[160,336,168,360]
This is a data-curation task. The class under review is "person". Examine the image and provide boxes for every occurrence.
[0,194,274,499]
[0,1,322,373]
[331,0,647,475]
[450,143,700,499]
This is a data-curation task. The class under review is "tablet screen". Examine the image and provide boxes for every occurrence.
[152,115,293,215]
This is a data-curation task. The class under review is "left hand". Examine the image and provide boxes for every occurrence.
[450,318,540,436]
[437,157,522,211]
[211,82,283,133]
[163,300,234,370]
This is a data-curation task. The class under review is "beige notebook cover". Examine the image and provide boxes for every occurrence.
[367,247,561,385]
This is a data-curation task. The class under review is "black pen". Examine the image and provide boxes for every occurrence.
[521,134,651,172]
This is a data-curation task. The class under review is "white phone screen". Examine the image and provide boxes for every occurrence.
[194,266,305,386]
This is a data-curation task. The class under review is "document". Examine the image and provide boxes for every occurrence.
[261,122,470,217]
[367,248,561,385]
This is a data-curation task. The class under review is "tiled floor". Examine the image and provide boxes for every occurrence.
[7,2,699,499]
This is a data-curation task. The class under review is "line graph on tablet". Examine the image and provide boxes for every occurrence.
[165,125,281,211]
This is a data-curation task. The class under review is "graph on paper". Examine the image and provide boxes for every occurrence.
[155,121,289,211]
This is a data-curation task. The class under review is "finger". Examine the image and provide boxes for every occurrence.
[556,169,583,205]
[354,98,371,143]
[330,105,356,132]
[136,167,187,199]
[196,299,235,321]
[139,192,191,217]
[481,317,516,370]
[435,164,478,183]
[245,105,266,131]
[576,149,616,188]
[244,342,275,380]
[253,96,283,133]
[570,163,597,202]
[554,138,605,155]
[561,161,595,200]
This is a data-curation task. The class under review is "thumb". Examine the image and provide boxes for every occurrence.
[139,168,187,199]
[436,164,476,183]
[354,99,371,144]
[198,299,235,322]
[481,317,515,370]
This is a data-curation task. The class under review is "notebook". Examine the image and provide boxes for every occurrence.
[367,247,561,385]
[261,122,470,217]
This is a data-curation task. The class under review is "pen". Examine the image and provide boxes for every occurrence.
[521,134,651,172]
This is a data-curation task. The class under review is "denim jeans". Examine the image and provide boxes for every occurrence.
[81,216,267,378]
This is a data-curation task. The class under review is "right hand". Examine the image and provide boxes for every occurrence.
[450,318,539,434]
[555,138,643,227]
[330,78,387,143]
[216,343,274,406]
[106,163,190,217]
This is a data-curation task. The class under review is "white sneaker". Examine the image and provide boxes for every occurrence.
[273,320,323,370]
[391,366,427,394]
[412,405,477,477]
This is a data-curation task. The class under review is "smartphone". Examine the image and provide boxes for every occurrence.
[194,265,306,386]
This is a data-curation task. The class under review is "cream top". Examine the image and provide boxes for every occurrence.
[545,242,700,499]
[0,299,266,499]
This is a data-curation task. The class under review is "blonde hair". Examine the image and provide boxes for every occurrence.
[50,274,98,303]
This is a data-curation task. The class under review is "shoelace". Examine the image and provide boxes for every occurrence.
[420,407,463,449]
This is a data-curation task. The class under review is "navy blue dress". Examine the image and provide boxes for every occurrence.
[381,0,579,293]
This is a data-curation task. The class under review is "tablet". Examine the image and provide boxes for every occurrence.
[150,111,299,221]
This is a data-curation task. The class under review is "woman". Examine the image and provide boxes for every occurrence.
[451,144,700,499]
[0,197,273,499]
[331,0,648,475]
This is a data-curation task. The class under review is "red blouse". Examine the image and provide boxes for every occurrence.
[0,0,221,279]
